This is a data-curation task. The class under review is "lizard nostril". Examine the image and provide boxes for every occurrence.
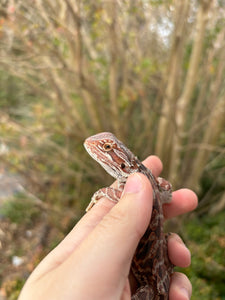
[121,163,126,169]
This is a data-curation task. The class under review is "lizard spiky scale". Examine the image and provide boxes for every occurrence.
[84,132,173,299]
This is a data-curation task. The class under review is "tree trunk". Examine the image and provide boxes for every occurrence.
[155,0,189,172]
[169,0,212,186]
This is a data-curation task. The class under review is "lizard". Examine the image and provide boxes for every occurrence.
[84,132,174,299]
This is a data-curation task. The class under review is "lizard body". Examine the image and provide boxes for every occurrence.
[84,132,173,299]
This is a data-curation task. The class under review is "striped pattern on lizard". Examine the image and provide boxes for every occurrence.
[84,132,174,299]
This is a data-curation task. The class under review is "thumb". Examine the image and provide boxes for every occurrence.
[107,172,153,261]
[68,173,153,297]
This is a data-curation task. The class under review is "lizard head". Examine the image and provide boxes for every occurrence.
[84,132,139,179]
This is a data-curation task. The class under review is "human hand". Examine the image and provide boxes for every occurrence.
[19,156,197,300]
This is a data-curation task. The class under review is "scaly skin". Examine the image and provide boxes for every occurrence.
[84,132,173,299]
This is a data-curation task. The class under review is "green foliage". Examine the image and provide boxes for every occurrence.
[0,72,25,109]
[4,278,25,300]
[150,0,168,6]
[179,212,225,299]
[1,194,40,225]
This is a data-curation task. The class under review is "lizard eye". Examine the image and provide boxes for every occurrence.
[103,143,112,151]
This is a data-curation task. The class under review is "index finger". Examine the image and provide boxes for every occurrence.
[142,156,198,218]
[164,189,198,219]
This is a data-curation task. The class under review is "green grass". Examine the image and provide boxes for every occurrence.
[178,212,225,299]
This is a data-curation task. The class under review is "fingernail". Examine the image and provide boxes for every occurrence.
[172,234,191,254]
[123,173,143,195]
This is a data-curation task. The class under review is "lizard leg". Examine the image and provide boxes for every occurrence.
[86,187,122,212]
[157,177,172,204]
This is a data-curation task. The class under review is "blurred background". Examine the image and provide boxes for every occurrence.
[0,0,224,299]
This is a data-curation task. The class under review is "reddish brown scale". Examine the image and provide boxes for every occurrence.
[84,132,174,299]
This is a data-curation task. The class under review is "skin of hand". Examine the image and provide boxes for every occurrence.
[19,156,198,300]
